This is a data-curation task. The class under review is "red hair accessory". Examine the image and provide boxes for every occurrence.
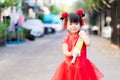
[81,18,84,26]
[76,9,85,17]
[60,12,68,20]
[76,9,85,26]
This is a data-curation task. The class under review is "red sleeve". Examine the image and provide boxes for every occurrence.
[62,36,68,44]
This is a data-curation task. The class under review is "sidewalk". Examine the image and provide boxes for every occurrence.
[89,34,120,56]
[87,34,120,80]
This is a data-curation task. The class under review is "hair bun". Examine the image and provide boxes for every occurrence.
[76,9,85,17]
[60,12,68,20]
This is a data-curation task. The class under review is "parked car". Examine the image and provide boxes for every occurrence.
[23,19,44,37]
[101,26,112,38]
[44,23,63,32]
[43,14,63,32]
[91,25,99,35]
[44,27,55,34]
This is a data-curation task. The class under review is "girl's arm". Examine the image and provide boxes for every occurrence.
[62,43,73,56]
[79,30,91,46]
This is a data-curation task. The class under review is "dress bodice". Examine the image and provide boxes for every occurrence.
[62,34,87,59]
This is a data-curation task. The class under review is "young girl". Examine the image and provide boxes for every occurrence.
[51,9,104,80]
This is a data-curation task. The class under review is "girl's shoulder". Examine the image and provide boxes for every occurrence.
[62,34,79,43]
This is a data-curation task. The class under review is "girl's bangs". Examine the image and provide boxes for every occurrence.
[68,14,80,23]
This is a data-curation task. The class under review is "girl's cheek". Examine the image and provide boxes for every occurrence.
[67,25,71,29]
[76,25,80,29]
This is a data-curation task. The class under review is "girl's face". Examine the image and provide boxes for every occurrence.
[67,19,81,34]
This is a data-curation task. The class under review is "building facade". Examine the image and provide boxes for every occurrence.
[111,0,120,47]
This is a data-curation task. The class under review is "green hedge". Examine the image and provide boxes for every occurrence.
[0,22,8,38]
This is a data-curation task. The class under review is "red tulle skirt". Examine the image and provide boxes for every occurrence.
[52,57,104,80]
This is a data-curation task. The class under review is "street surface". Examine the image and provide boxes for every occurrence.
[0,30,120,80]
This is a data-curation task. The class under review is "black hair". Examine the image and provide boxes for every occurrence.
[65,13,83,26]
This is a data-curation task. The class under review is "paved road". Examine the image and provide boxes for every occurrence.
[0,31,120,80]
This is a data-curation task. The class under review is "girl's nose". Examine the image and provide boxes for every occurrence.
[71,24,76,28]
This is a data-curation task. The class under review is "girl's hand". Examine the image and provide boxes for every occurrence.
[79,30,91,46]
[71,52,79,64]
[72,52,79,57]
[79,30,86,35]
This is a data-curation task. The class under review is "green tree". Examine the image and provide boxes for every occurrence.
[0,0,20,21]
[50,4,58,14]
[81,0,102,11]
[71,1,83,12]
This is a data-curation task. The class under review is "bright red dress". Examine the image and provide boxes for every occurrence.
[52,34,104,80]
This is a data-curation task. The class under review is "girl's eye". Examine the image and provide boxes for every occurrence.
[75,23,78,25]
[69,23,72,25]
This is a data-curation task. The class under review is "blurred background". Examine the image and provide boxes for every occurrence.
[0,0,119,48]
[0,0,120,80]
